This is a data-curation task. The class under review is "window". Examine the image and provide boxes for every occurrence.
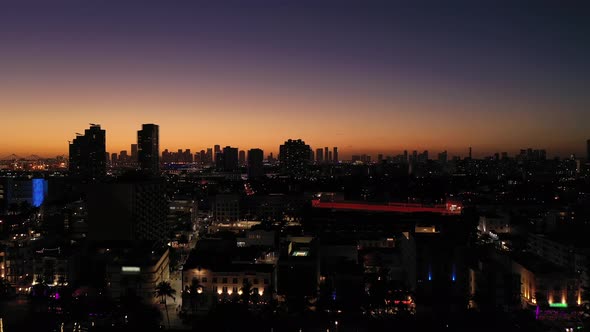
[222,286,228,293]
[222,277,227,283]
[202,277,207,283]
[212,277,217,283]
[233,278,238,284]
[253,278,259,284]
[264,279,269,285]
[233,287,238,293]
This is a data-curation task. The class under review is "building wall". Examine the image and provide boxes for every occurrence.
[527,233,575,271]
[107,248,170,303]
[182,266,275,311]
[212,194,240,222]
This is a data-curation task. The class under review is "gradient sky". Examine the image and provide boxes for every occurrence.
[1,1,589,159]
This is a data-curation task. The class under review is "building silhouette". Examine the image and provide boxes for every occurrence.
[222,146,239,171]
[137,124,159,175]
[279,139,311,177]
[131,144,138,163]
[316,148,323,163]
[214,145,221,162]
[248,148,264,178]
[69,124,106,181]
[86,178,168,243]
[239,150,246,165]
[333,147,338,163]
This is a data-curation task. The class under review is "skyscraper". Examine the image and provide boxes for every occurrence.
[214,145,221,161]
[69,124,106,181]
[86,178,168,243]
[239,150,246,165]
[438,150,448,163]
[587,139,590,161]
[316,148,324,163]
[137,124,159,175]
[324,147,329,163]
[333,147,338,163]
[206,148,213,164]
[131,144,138,163]
[248,148,264,178]
[223,146,239,171]
[279,139,311,177]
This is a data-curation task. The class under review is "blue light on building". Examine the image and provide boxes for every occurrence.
[32,179,46,207]
[451,264,456,282]
[428,265,432,281]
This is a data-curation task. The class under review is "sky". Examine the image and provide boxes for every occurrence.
[1,1,589,159]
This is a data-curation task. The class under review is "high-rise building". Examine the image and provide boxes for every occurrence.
[206,148,213,164]
[279,139,311,177]
[438,151,448,163]
[333,147,338,163]
[324,147,329,163]
[131,144,138,163]
[222,146,239,171]
[111,152,118,165]
[587,139,590,161]
[316,148,324,163]
[119,150,129,164]
[214,145,221,161]
[468,147,472,160]
[137,124,159,175]
[239,150,246,165]
[247,148,264,178]
[69,124,106,181]
[86,178,168,242]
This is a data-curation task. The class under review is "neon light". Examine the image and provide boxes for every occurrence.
[32,179,45,207]
[311,200,462,215]
[549,303,568,308]
[451,264,456,282]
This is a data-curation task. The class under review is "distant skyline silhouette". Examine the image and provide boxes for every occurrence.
[1,1,588,157]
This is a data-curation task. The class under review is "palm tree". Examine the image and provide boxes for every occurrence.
[155,281,176,328]
[240,281,253,307]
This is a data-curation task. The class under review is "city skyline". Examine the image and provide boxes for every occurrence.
[0,123,586,161]
[1,1,589,158]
